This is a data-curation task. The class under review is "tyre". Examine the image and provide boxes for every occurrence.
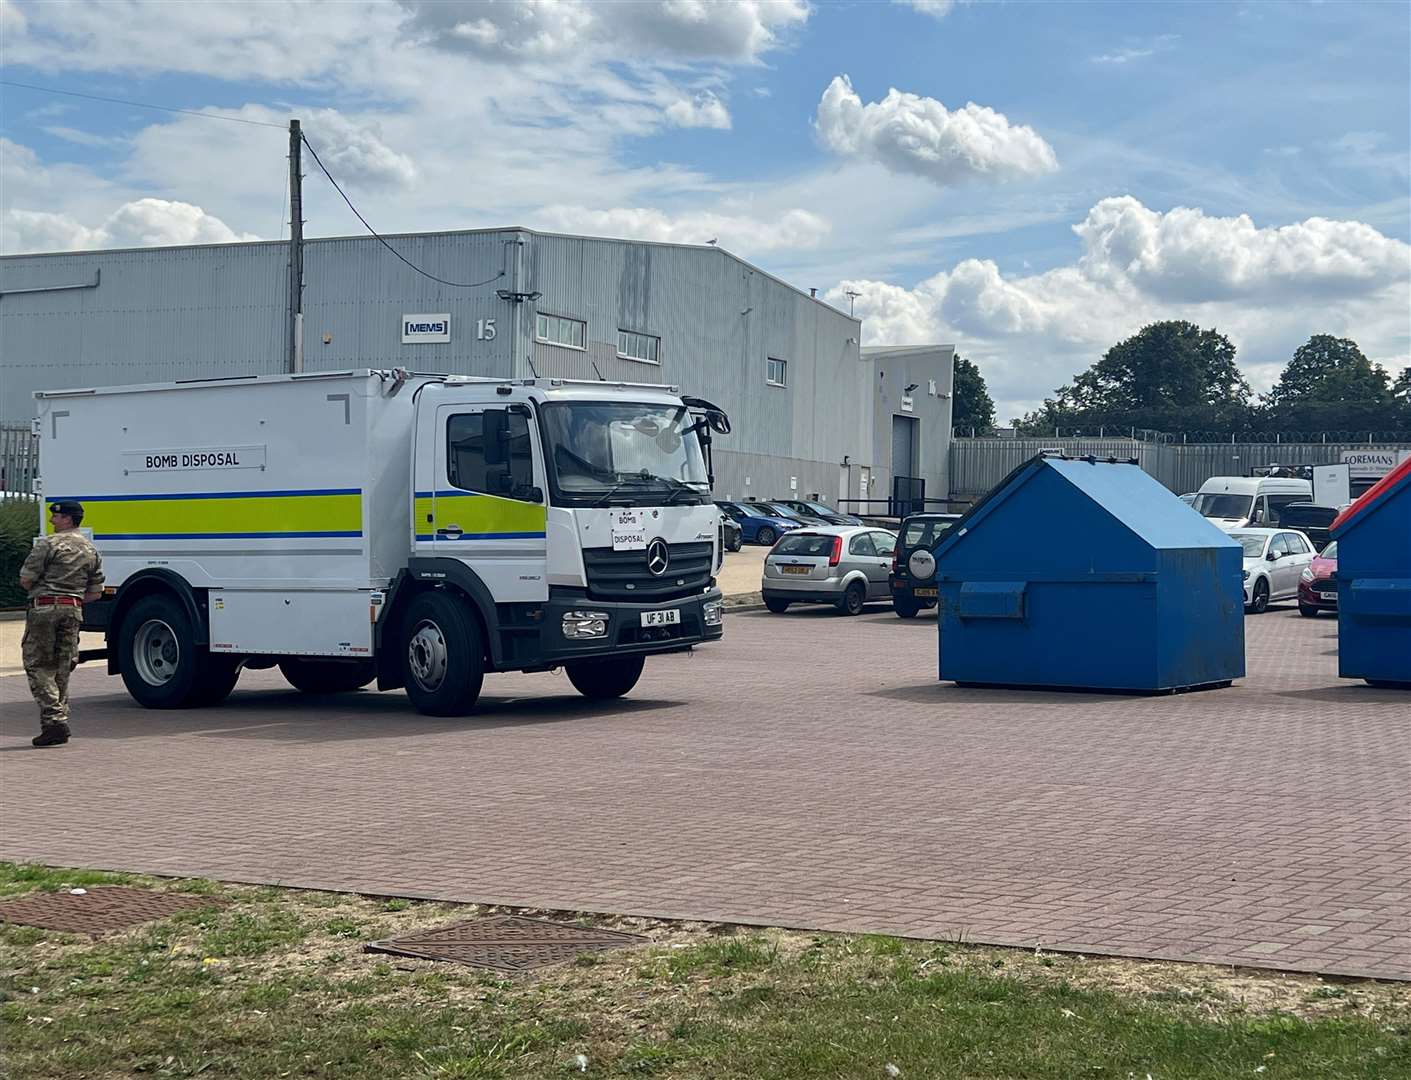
[1298,603,1320,618]
[756,526,776,547]
[191,655,242,707]
[837,580,866,616]
[893,596,921,619]
[727,531,743,552]
[279,657,377,694]
[118,593,223,709]
[401,591,484,716]
[566,655,645,700]
[764,597,791,614]
[1247,579,1270,614]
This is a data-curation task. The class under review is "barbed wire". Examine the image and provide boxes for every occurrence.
[953,427,1411,444]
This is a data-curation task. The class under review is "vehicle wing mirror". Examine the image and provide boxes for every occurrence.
[1266,551,1280,561]
[707,409,731,435]
[483,409,509,466]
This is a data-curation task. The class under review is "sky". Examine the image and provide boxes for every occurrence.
[1,0,1408,422]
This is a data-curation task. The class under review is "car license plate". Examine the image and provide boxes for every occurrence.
[1318,591,1336,601]
[914,587,938,598]
[781,565,811,575]
[641,609,680,627]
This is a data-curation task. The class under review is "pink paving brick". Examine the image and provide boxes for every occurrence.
[2,603,1407,979]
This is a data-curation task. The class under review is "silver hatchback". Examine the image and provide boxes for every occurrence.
[761,526,898,615]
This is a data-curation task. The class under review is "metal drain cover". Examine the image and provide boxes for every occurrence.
[366,915,648,972]
[0,887,224,935]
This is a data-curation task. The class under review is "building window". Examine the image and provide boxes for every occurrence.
[766,357,787,387]
[617,329,660,365]
[536,312,587,350]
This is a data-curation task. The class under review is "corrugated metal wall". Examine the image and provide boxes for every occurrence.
[950,437,1411,499]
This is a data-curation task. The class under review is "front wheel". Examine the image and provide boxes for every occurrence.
[756,526,776,547]
[1298,603,1320,618]
[764,598,791,614]
[566,655,645,700]
[837,581,866,616]
[727,532,743,552]
[893,597,921,619]
[401,591,484,716]
[118,593,226,709]
[1247,579,1270,614]
[279,657,377,694]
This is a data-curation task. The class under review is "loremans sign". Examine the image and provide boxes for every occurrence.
[122,446,267,474]
[402,314,451,344]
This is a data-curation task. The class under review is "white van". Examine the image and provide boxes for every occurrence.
[1191,476,1313,531]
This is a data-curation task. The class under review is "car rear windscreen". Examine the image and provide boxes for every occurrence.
[773,534,833,556]
[902,519,955,549]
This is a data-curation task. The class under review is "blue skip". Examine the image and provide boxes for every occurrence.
[934,454,1245,694]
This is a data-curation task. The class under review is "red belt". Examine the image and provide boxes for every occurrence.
[32,596,82,608]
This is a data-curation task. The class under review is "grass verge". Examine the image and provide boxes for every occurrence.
[2,863,1407,1079]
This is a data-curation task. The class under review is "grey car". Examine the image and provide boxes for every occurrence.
[761,526,898,615]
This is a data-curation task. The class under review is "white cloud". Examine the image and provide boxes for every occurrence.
[535,205,830,254]
[896,0,958,18]
[402,0,808,62]
[1072,195,1411,302]
[814,75,1059,187]
[1090,34,1178,65]
[2,198,257,254]
[665,92,732,130]
[825,197,1411,420]
[301,110,417,189]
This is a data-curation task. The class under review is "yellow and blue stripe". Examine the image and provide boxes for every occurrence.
[414,490,547,542]
[45,488,362,540]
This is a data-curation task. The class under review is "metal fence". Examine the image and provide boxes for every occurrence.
[949,437,1411,500]
[0,424,38,497]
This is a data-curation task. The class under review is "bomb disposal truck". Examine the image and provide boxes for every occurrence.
[34,370,731,715]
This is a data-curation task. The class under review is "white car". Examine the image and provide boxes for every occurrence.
[1230,528,1317,614]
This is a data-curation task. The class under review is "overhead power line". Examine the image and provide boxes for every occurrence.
[299,132,505,290]
[0,79,287,129]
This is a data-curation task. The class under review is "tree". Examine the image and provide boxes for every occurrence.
[1013,320,1252,435]
[1386,366,1410,427]
[951,354,996,434]
[1258,335,1397,433]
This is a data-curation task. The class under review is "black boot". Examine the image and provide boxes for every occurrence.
[32,725,70,747]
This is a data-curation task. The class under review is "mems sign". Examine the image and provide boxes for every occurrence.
[402,313,451,344]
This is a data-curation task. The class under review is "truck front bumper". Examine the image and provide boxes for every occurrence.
[538,586,724,664]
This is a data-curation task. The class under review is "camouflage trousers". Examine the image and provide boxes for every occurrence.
[23,604,83,731]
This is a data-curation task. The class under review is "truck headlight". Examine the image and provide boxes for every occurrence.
[703,599,723,626]
[562,611,610,639]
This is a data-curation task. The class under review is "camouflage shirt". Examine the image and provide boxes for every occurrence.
[20,530,105,600]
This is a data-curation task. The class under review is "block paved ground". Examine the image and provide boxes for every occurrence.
[2,602,1407,980]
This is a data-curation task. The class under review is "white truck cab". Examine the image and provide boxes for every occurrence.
[1191,475,1313,531]
[34,369,731,716]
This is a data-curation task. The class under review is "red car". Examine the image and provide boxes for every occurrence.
[1298,540,1338,617]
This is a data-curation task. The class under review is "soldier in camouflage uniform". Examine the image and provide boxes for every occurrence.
[19,501,104,747]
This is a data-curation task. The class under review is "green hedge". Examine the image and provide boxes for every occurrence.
[1,499,42,609]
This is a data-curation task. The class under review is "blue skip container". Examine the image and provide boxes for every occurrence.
[935,454,1245,693]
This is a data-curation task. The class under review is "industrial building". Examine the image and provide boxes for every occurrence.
[0,227,954,509]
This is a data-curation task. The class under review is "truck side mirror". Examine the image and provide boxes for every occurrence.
[483,409,508,466]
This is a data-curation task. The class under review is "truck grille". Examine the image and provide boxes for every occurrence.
[583,541,713,602]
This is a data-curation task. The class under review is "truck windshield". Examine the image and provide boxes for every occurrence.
[539,401,709,504]
[1194,493,1253,520]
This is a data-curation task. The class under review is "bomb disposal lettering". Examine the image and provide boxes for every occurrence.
[122,446,267,473]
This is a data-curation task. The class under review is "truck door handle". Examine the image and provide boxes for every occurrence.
[436,525,463,537]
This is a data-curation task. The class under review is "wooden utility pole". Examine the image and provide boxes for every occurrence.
[287,118,304,372]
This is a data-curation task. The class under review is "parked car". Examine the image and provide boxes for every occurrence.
[748,500,832,528]
[761,526,898,615]
[715,500,799,546]
[721,514,743,552]
[1230,528,1317,613]
[773,499,864,526]
[1276,502,1340,551]
[889,512,961,617]
[1297,540,1338,617]
[1192,476,1312,531]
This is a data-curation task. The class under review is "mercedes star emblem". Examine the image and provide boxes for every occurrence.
[646,538,670,576]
